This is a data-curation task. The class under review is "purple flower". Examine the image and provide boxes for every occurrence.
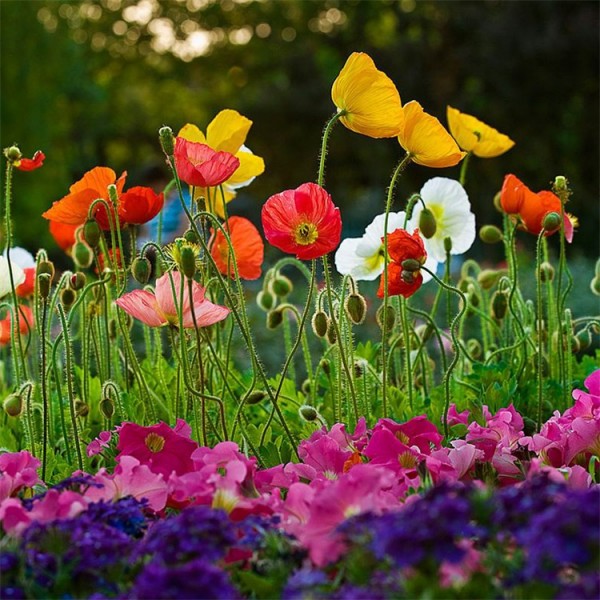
[281,568,329,599]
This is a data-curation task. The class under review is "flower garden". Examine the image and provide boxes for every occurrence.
[1,52,599,599]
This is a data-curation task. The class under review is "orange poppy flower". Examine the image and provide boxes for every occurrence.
[0,305,34,345]
[210,216,264,280]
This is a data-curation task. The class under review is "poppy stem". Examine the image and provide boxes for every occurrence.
[535,230,546,431]
[317,111,343,187]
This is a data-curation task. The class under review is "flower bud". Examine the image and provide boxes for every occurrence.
[344,293,367,325]
[319,358,331,376]
[257,289,275,312]
[467,284,480,308]
[491,290,508,320]
[108,318,118,340]
[301,379,311,395]
[590,277,600,297]
[70,272,86,291]
[539,262,555,283]
[418,208,437,239]
[132,257,151,284]
[493,191,503,213]
[183,228,199,244]
[180,245,197,279]
[246,390,267,405]
[299,404,318,422]
[479,225,503,244]
[575,328,592,352]
[159,126,175,156]
[542,212,561,232]
[4,146,22,162]
[3,393,22,417]
[467,338,482,359]
[311,311,328,338]
[83,219,102,248]
[553,175,568,192]
[376,304,395,330]
[443,236,453,253]
[75,399,89,418]
[60,287,76,309]
[36,260,55,279]
[401,258,421,272]
[477,269,506,290]
[326,319,337,345]
[270,275,293,298]
[38,273,52,299]
[266,308,283,329]
[107,184,119,206]
[100,396,115,419]
[73,241,93,269]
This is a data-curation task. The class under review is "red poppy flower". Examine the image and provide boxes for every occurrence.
[0,305,34,345]
[49,221,79,253]
[174,137,240,188]
[377,228,427,298]
[16,268,35,298]
[115,186,164,226]
[210,216,264,280]
[14,151,45,172]
[261,182,342,260]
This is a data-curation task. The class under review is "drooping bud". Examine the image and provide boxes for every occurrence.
[179,245,197,279]
[299,404,318,422]
[542,212,561,232]
[266,308,283,329]
[99,396,115,419]
[493,191,503,213]
[3,393,22,417]
[301,379,311,395]
[4,146,22,162]
[72,241,93,269]
[575,328,592,352]
[477,269,506,290]
[75,399,89,418]
[311,311,329,338]
[344,293,367,325]
[319,358,331,376]
[326,319,337,345]
[270,275,293,297]
[591,277,600,297]
[70,272,87,291]
[83,219,102,248]
[539,262,555,283]
[257,289,275,312]
[36,260,55,279]
[132,256,151,284]
[467,338,482,359]
[401,258,421,272]
[443,237,453,253]
[159,126,175,156]
[38,273,52,300]
[479,225,504,244]
[246,390,267,405]
[467,283,480,308]
[183,228,199,244]
[60,287,76,309]
[418,208,437,239]
[376,304,395,330]
[491,290,508,320]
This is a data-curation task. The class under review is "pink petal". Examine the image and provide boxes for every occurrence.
[181,298,230,328]
[115,289,166,327]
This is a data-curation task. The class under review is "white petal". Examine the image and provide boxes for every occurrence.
[0,256,25,299]
[335,238,384,281]
[3,247,35,269]
[420,177,469,211]
[363,211,406,248]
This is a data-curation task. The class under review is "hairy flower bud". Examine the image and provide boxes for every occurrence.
[401,258,421,272]
[159,126,175,156]
[575,328,592,352]
[266,308,283,330]
[183,228,199,244]
[319,358,331,376]
[246,390,267,405]
[131,256,151,284]
[257,289,275,312]
[180,245,197,279]
[539,261,555,283]
[60,287,76,309]
[376,304,395,330]
[3,393,22,417]
[344,293,367,325]
[75,399,89,418]
[591,277,600,297]
[477,269,506,290]
[553,175,568,192]
[299,404,318,422]
[467,338,482,359]
[443,236,453,253]
[38,273,52,299]
[83,219,102,248]
[491,290,508,320]
[479,225,504,244]
[301,379,311,395]
[36,260,55,279]
[311,311,329,338]
[70,272,87,291]
[270,275,293,298]
[418,208,437,239]
[4,145,22,162]
[100,396,115,419]
[326,319,337,345]
[542,212,561,232]
[73,241,93,269]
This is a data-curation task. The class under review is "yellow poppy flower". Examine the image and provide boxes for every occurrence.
[447,106,515,158]
[178,109,265,216]
[398,101,466,168]
[331,52,404,138]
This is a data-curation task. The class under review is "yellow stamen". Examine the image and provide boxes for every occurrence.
[145,433,166,453]
[293,221,318,246]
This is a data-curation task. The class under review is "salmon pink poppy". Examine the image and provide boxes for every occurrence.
[174,137,240,188]
[14,151,45,172]
[210,216,264,280]
[377,228,427,298]
[115,270,229,329]
[261,182,342,260]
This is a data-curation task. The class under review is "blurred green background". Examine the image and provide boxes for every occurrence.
[1,0,598,266]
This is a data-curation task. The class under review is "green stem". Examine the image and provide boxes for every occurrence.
[317,111,344,187]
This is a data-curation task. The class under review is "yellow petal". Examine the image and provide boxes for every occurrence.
[399,101,466,168]
[191,185,236,219]
[227,151,265,186]
[331,52,404,138]
[178,123,207,144]
[447,106,515,158]
[206,109,252,154]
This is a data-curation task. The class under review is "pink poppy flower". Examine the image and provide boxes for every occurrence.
[261,182,342,260]
[0,451,41,501]
[116,420,198,478]
[174,137,240,187]
[86,430,113,457]
[115,270,229,328]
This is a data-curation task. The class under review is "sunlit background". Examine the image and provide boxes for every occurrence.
[1,0,598,267]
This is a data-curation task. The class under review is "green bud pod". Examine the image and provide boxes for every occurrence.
[418,208,437,239]
[83,219,102,248]
[60,287,76,309]
[344,293,367,325]
[326,319,337,345]
[180,245,197,279]
[183,228,199,244]
[159,126,175,156]
[491,290,508,320]
[539,262,555,283]
[301,379,311,395]
[271,275,293,298]
[493,191,503,213]
[70,272,86,291]
[257,289,275,312]
[73,241,93,269]
[553,175,568,192]
[299,404,318,422]
[107,184,119,206]
[246,390,267,405]
[590,276,600,297]
[479,225,504,244]
[575,329,592,352]
[36,260,55,279]
[443,236,453,253]
[401,270,416,284]
[266,309,283,330]
[99,396,115,419]
[311,311,329,338]
[467,284,480,308]
[542,211,561,232]
[38,273,52,300]
[4,145,22,162]
[131,257,151,285]
[401,258,421,272]
[3,393,22,417]
[319,358,331,376]
[108,318,118,340]
[376,304,395,330]
[75,399,89,418]
[477,269,506,290]
[467,338,482,359]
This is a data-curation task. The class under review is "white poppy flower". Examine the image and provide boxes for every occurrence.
[335,212,438,282]
[0,256,25,299]
[407,177,476,262]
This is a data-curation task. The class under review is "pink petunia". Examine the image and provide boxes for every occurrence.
[115,270,229,328]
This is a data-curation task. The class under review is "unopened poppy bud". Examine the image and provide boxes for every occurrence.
[299,404,318,422]
[591,277,600,297]
[376,304,395,330]
[270,275,293,297]
[257,289,275,312]
[75,399,89,418]
[266,308,283,329]
[467,338,482,359]
[180,246,196,279]
[4,146,22,162]
[542,212,561,232]
[99,396,115,419]
[418,208,437,239]
[159,126,175,156]
[491,290,508,320]
[575,329,592,352]
[107,184,119,206]
[479,225,504,244]
[467,284,480,308]
[539,262,555,283]
[326,319,337,344]
[83,219,102,248]
[301,379,311,395]
[73,241,93,269]
[3,393,22,417]
[36,260,55,279]
[401,270,415,284]
[319,358,331,376]
[60,287,76,309]
[108,318,118,339]
[443,237,453,253]
[344,293,367,325]
[553,175,568,192]
[401,258,421,272]
[311,311,328,338]
[246,390,267,405]
[131,257,151,284]
[38,273,52,299]
[493,191,503,213]
[183,228,199,243]
[477,269,505,290]
[70,272,86,291]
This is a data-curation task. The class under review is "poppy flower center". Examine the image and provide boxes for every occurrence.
[294,221,318,246]
[145,433,166,453]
